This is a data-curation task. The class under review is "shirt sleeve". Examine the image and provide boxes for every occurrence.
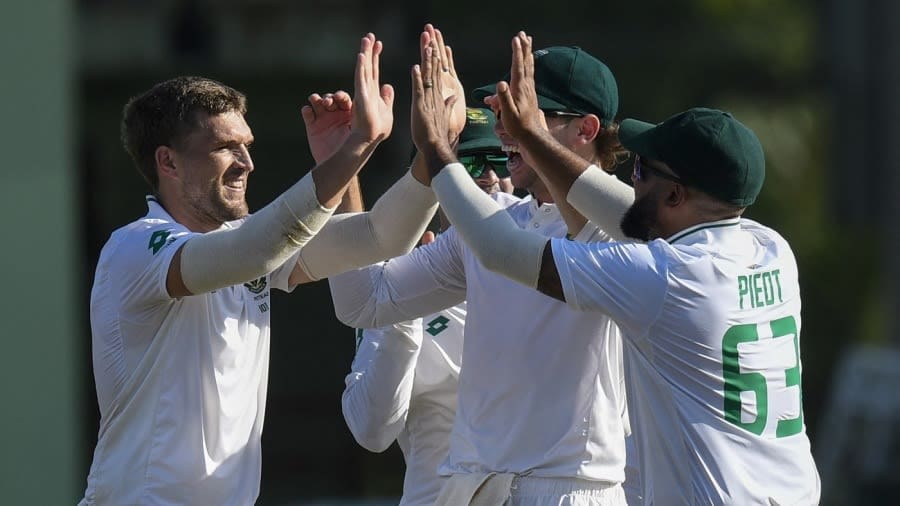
[329,229,468,328]
[551,237,668,337]
[111,222,193,315]
[341,319,423,452]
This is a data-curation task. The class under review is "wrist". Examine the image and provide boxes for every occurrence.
[423,144,457,179]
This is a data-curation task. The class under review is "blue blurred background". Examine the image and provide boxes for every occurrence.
[2,0,899,503]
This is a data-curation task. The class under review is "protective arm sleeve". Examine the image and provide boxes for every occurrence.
[329,231,468,328]
[342,320,423,452]
[430,163,548,289]
[297,171,439,280]
[566,165,634,242]
[180,172,334,295]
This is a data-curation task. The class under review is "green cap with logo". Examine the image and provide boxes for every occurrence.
[457,107,502,155]
[619,107,765,207]
[472,46,618,124]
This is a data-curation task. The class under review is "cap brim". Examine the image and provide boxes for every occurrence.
[618,119,661,159]
[472,84,497,104]
[473,83,571,113]
[458,138,502,154]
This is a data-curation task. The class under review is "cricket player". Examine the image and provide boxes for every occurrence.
[330,32,635,505]
[342,108,517,505]
[415,31,821,505]
[80,33,451,505]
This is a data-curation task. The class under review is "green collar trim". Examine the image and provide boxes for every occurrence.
[668,218,741,244]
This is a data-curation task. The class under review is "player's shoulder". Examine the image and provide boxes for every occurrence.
[98,212,192,272]
[491,191,525,209]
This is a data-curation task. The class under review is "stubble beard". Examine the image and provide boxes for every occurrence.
[184,179,248,227]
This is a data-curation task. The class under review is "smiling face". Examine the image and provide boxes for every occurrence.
[492,108,584,192]
[172,111,255,227]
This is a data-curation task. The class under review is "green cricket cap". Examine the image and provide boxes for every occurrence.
[457,107,502,154]
[472,46,618,124]
[619,107,765,207]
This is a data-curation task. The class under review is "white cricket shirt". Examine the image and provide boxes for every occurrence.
[81,197,297,506]
[330,193,628,483]
[552,217,821,505]
[343,301,466,506]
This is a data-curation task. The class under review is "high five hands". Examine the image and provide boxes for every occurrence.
[484,32,550,168]
[410,25,465,183]
[349,33,395,147]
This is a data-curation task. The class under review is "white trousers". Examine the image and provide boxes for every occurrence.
[436,473,626,506]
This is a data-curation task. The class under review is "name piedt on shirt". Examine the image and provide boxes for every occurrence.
[738,268,783,310]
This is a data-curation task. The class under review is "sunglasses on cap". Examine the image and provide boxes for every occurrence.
[459,154,510,178]
[633,155,681,183]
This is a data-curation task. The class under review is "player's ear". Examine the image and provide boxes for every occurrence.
[664,182,686,207]
[576,114,601,144]
[156,145,179,181]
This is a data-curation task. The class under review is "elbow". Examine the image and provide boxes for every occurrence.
[351,429,395,453]
[342,411,396,453]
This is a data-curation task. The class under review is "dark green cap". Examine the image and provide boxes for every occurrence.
[472,46,618,124]
[458,107,502,155]
[619,107,765,207]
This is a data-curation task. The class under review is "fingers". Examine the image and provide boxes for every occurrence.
[510,33,526,89]
[522,34,534,82]
[300,105,316,125]
[429,43,444,100]
[496,80,518,119]
[419,30,432,71]
[355,34,376,98]
[433,27,449,73]
[333,91,352,111]
[381,84,394,108]
[372,39,382,86]
[411,64,425,105]
[445,45,457,77]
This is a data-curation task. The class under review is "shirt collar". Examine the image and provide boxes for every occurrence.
[667,217,742,245]
[145,195,176,222]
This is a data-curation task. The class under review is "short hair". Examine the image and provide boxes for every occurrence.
[120,76,247,192]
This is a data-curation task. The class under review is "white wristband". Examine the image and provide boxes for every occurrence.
[432,163,547,289]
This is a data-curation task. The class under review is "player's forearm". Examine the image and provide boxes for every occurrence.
[179,172,334,295]
[431,163,547,289]
[342,323,422,452]
[566,166,634,242]
[311,132,381,208]
[297,170,438,281]
[335,175,364,214]
[329,254,464,328]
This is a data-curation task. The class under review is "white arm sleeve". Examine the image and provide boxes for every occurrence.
[431,163,548,289]
[566,165,635,242]
[297,171,439,280]
[342,320,423,452]
[329,230,467,328]
[180,172,334,295]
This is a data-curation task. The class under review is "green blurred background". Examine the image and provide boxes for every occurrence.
[3,0,899,504]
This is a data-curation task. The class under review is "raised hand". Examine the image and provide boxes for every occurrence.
[425,24,466,138]
[410,32,458,183]
[490,32,548,141]
[349,33,395,144]
[301,91,352,164]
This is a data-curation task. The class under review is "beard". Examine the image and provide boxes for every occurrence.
[620,192,659,242]
[183,177,249,226]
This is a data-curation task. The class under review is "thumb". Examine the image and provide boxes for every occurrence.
[420,230,436,246]
[381,83,395,108]
[301,105,316,126]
